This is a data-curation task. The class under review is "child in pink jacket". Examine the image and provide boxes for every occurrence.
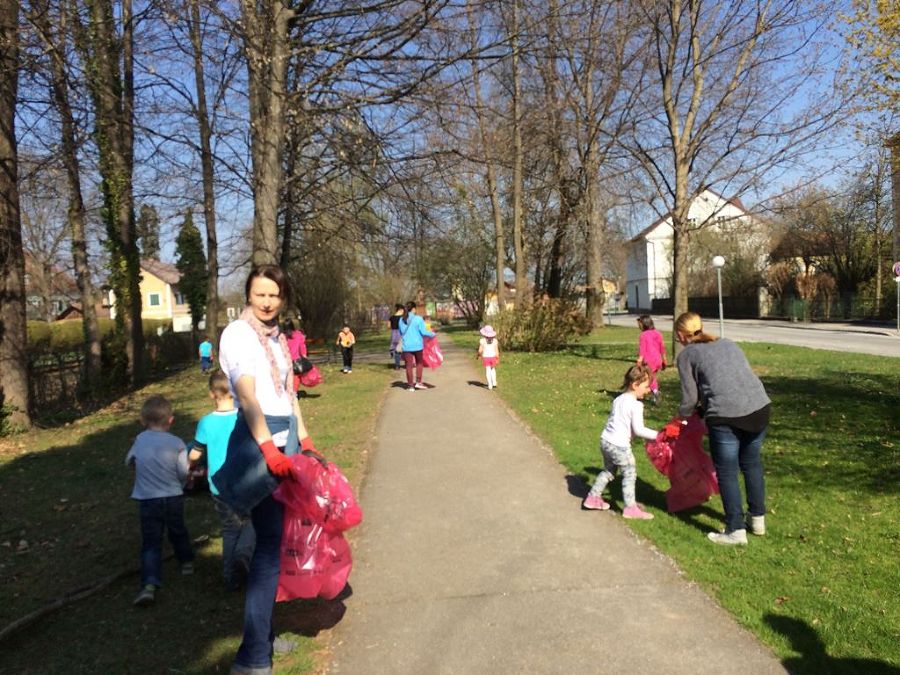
[636,315,667,404]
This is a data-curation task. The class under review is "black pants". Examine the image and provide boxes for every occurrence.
[341,346,353,369]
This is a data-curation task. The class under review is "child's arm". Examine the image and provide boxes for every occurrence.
[187,441,204,463]
[176,445,190,483]
[630,401,658,441]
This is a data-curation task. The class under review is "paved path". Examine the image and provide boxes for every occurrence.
[327,341,785,674]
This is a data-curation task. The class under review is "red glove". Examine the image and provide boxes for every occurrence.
[300,436,317,453]
[664,421,683,439]
[259,440,292,478]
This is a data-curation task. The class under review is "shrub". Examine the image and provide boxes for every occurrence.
[494,300,592,352]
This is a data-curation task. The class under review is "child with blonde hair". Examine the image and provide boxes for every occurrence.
[582,365,658,519]
[126,395,195,606]
[477,325,500,390]
[191,371,254,590]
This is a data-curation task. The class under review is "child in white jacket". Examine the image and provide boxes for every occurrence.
[583,365,658,519]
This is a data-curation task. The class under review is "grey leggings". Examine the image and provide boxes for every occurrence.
[588,439,637,507]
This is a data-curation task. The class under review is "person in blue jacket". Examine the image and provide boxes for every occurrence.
[398,300,435,391]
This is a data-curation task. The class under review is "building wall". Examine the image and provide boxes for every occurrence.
[626,191,765,307]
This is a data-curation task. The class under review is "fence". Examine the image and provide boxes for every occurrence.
[27,331,196,415]
[651,295,760,319]
[763,293,897,322]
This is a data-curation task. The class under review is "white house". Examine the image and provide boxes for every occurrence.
[625,190,764,311]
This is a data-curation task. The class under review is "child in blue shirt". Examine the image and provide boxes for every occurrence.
[198,338,214,373]
[192,370,254,590]
[126,395,195,607]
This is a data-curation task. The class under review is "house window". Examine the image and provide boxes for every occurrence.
[174,291,186,305]
[148,292,161,307]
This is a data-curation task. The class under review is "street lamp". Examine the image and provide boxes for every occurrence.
[895,275,900,335]
[712,255,726,338]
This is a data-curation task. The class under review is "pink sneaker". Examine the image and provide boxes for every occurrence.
[582,495,610,511]
[622,504,654,520]
[414,382,428,390]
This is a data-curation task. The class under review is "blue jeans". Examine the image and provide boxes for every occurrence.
[234,494,284,668]
[213,495,256,589]
[200,356,212,372]
[138,496,194,587]
[708,424,767,534]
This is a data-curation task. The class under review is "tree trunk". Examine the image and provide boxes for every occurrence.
[31,0,103,389]
[888,133,900,264]
[188,0,220,342]
[74,0,143,385]
[485,163,506,312]
[242,0,294,265]
[583,168,605,326]
[467,2,505,312]
[510,0,528,308]
[120,0,143,383]
[0,1,31,428]
[279,136,297,269]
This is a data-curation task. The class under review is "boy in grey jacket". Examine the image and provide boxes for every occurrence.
[126,395,195,606]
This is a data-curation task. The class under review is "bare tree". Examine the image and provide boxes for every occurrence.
[0,0,31,428]
[72,0,144,384]
[628,0,842,351]
[507,0,528,308]
[26,0,103,386]
[187,0,221,339]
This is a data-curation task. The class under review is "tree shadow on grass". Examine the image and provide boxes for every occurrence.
[764,614,900,675]
[0,413,348,672]
[565,344,635,364]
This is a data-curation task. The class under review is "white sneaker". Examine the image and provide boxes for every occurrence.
[707,529,748,545]
[747,515,766,536]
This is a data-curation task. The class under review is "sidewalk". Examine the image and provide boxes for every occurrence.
[326,341,785,674]
[608,312,899,337]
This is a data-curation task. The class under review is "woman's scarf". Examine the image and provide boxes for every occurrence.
[240,306,294,396]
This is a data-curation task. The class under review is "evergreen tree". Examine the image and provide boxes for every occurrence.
[175,211,208,332]
[137,203,161,259]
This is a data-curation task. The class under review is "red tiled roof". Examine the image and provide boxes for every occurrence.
[140,259,181,285]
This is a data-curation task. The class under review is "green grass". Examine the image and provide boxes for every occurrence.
[0,331,393,674]
[447,325,900,674]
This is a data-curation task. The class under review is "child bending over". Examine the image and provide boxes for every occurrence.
[582,365,658,520]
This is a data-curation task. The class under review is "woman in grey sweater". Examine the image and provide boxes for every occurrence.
[674,312,770,545]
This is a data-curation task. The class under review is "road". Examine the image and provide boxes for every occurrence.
[605,313,900,358]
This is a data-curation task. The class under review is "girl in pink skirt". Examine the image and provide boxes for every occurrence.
[478,325,501,390]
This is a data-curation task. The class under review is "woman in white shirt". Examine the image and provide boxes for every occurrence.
[213,264,317,673]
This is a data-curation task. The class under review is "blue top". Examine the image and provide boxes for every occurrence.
[125,430,188,499]
[398,314,435,352]
[199,340,213,358]
[194,409,238,495]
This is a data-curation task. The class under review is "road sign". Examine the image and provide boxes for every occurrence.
[894,261,900,276]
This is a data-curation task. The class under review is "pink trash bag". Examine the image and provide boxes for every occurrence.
[276,451,363,533]
[276,515,352,601]
[644,414,719,512]
[273,451,362,601]
[422,336,443,369]
[299,364,323,388]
